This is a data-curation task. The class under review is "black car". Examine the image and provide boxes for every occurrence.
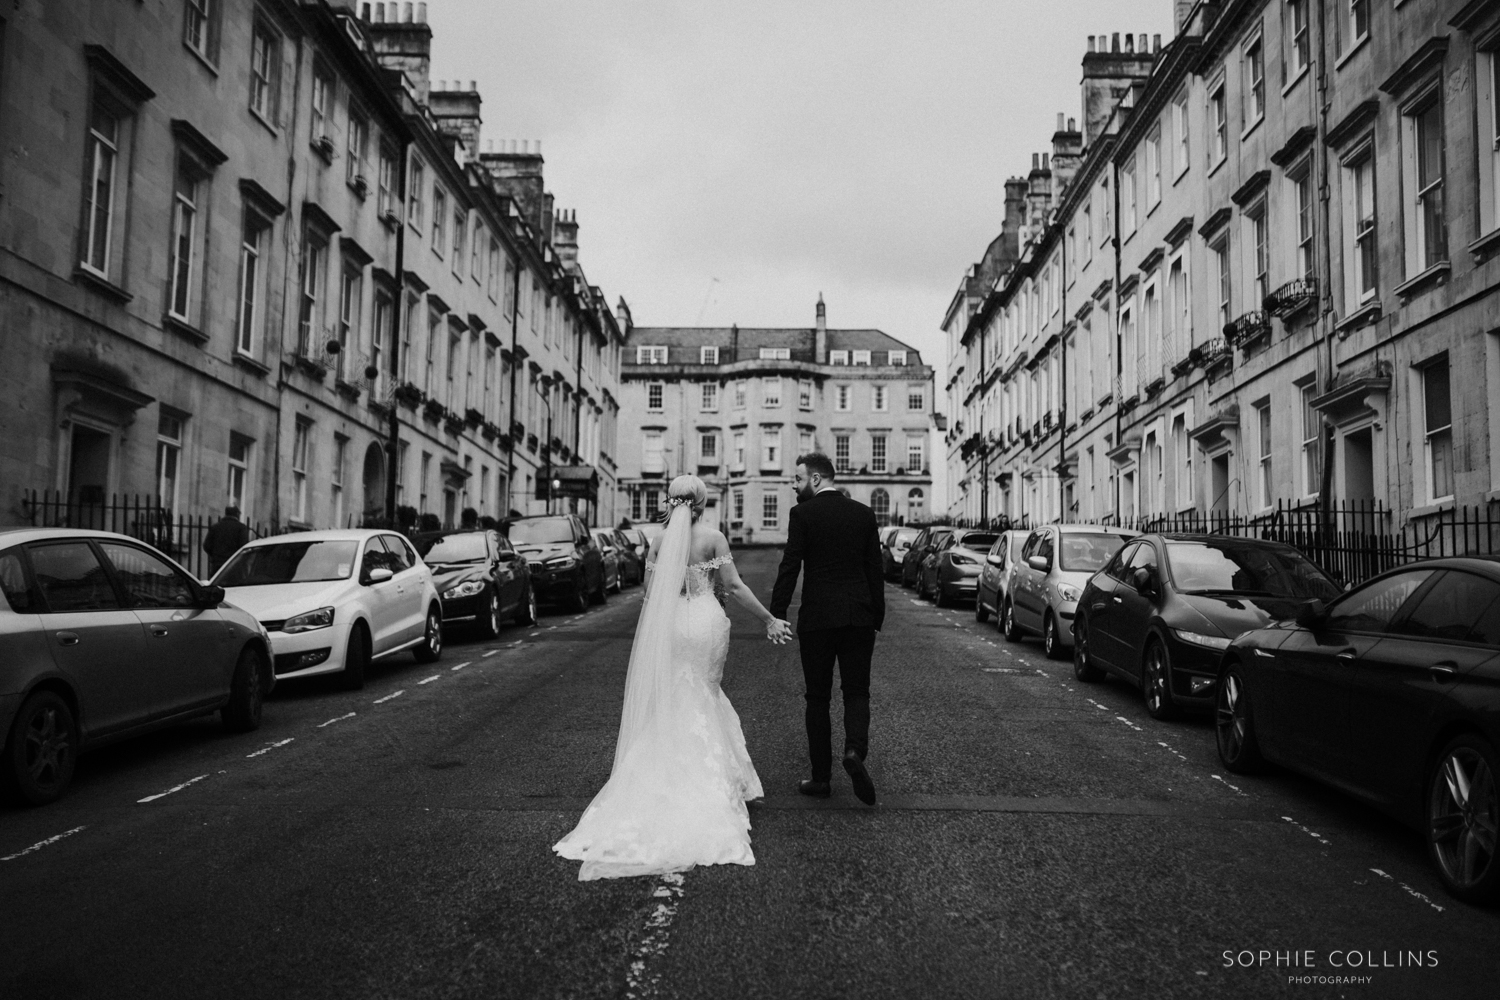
[1216,557,1500,904]
[901,526,952,589]
[1073,534,1341,719]
[412,529,536,637]
[505,514,606,613]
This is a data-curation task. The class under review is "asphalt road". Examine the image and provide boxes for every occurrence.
[2,548,1497,1000]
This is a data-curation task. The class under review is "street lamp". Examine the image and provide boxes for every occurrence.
[535,376,554,515]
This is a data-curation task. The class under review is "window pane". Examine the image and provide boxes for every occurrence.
[29,542,120,611]
[99,543,197,608]
[1395,573,1500,643]
[1424,363,1451,431]
[1327,570,1432,633]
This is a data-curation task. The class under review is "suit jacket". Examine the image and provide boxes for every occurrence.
[771,490,886,634]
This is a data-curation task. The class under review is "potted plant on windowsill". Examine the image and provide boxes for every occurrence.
[312,135,335,161]
[423,398,446,422]
[393,382,424,409]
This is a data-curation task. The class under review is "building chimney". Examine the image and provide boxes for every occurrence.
[1173,0,1194,36]
[365,3,433,106]
[1051,114,1083,196]
[429,81,482,157]
[615,296,633,337]
[1079,29,1157,146]
[815,294,827,364]
[479,141,546,243]
[553,208,580,270]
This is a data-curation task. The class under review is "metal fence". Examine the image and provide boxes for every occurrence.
[19,490,271,581]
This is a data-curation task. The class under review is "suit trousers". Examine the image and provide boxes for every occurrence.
[798,625,876,781]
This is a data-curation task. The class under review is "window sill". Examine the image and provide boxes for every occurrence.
[163,313,209,344]
[74,266,133,303]
[1468,228,1500,260]
[232,352,272,377]
[1281,65,1308,97]
[1394,260,1450,298]
[1335,300,1382,337]
[311,138,335,164]
[1172,165,1190,186]
[1487,488,1500,504]
[184,43,220,77]
[1409,499,1455,519]
[1335,34,1369,72]
[1207,156,1227,179]
[249,107,279,137]
[346,178,369,201]
[1240,115,1265,142]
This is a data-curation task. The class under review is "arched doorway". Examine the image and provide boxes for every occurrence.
[908,487,925,522]
[870,488,890,526]
[362,442,385,524]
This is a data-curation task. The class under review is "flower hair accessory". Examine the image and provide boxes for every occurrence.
[666,496,693,508]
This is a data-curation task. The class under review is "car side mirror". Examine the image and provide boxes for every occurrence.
[1295,599,1327,628]
[368,567,394,584]
[986,553,1002,566]
[199,584,225,607]
[1027,554,1049,572]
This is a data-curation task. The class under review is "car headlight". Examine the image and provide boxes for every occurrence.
[283,607,335,633]
[1055,583,1082,602]
[949,553,978,566]
[443,580,486,600]
[544,555,577,569]
[1174,628,1231,651]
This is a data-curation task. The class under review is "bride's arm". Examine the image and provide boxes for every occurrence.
[712,540,778,628]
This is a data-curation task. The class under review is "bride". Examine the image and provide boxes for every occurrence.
[554,474,791,880]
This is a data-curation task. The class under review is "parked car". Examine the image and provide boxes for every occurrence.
[608,528,644,587]
[1003,524,1137,659]
[975,529,1028,625]
[883,526,921,582]
[412,529,536,637]
[214,529,442,691]
[901,526,952,589]
[591,529,624,594]
[0,528,272,805]
[917,529,1000,607]
[1215,557,1500,903]
[506,514,606,613]
[1073,533,1340,718]
[618,527,649,566]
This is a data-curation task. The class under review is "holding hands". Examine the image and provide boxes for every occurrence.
[765,618,793,645]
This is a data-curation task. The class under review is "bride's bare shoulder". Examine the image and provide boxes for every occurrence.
[688,523,729,561]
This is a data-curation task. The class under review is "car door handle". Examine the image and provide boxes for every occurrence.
[1091,602,1107,611]
[1335,649,1357,660]
[1430,661,1459,680]
[150,625,169,637]
[55,631,79,646]
[1111,596,1123,604]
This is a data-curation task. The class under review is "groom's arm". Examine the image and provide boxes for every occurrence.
[770,504,805,621]
[864,518,886,632]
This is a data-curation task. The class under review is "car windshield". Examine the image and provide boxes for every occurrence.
[890,528,920,547]
[216,541,358,586]
[959,532,1000,551]
[415,533,488,564]
[1059,534,1129,571]
[508,518,574,544]
[1166,541,1341,599]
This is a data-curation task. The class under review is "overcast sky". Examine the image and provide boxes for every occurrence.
[428,1,1175,382]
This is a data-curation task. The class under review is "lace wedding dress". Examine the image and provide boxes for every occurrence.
[553,552,764,881]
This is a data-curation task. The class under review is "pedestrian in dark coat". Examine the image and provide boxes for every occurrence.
[203,506,250,576]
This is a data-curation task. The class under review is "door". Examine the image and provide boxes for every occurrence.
[26,540,152,738]
[1084,541,1138,672]
[1268,568,1433,775]
[1013,530,1045,628]
[98,541,227,716]
[360,538,406,653]
[1339,571,1500,805]
[378,535,425,644]
[1112,542,1160,678]
[491,532,523,614]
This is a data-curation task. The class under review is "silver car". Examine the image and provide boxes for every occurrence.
[975,529,1028,626]
[0,528,272,805]
[1002,524,1137,659]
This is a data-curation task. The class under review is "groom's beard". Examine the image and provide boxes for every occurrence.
[795,484,814,503]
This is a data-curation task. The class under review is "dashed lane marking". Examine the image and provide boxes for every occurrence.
[1158,740,1190,763]
[1210,773,1247,797]
[417,674,441,685]
[1115,715,1144,732]
[138,774,209,804]
[1281,815,1331,848]
[451,660,472,671]
[626,872,685,999]
[317,712,357,728]
[2,826,86,862]
[373,690,404,704]
[483,649,499,657]
[529,632,541,637]
[1370,869,1445,913]
[245,738,294,758]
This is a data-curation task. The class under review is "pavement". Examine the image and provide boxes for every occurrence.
[1,549,1497,1000]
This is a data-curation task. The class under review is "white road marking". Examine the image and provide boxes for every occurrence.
[245,738,294,758]
[373,690,404,704]
[417,674,441,685]
[1,826,86,862]
[1115,715,1144,732]
[627,873,685,999]
[529,632,541,637]
[1281,815,1331,847]
[138,774,209,803]
[451,660,471,671]
[1157,740,1190,763]
[317,712,357,728]
[483,649,499,657]
[1085,699,1110,711]
[1370,869,1445,913]
[1210,773,1247,796]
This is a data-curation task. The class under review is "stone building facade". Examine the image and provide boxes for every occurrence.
[945,0,1500,535]
[0,0,626,543]
[617,299,936,544]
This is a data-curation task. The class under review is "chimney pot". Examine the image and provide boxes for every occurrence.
[1112,31,1120,52]
[1056,112,1064,131]
[1068,116,1076,131]
[1041,152,1049,169]
[1032,152,1039,170]
[1087,35,1095,52]
[1153,34,1161,52]
[417,2,427,23]
[468,80,476,91]
[1140,33,1148,53]
[1124,33,1133,53]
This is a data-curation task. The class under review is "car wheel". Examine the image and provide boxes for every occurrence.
[1427,734,1500,904]
[413,605,443,663]
[975,595,991,624]
[515,585,538,626]
[1215,663,1262,773]
[478,590,501,639]
[341,622,370,690]
[1043,612,1067,660]
[1002,600,1022,643]
[1142,638,1178,720]
[570,574,590,614]
[5,690,77,805]
[935,582,952,608]
[222,645,266,733]
[591,570,608,606]
[1073,615,1104,682]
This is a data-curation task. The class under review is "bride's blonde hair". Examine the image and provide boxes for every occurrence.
[665,474,708,521]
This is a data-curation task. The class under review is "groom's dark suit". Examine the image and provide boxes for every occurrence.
[770,489,886,782]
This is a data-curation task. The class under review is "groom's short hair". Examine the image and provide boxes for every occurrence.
[797,453,836,479]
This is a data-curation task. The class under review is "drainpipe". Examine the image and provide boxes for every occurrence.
[272,34,305,530]
[504,246,522,513]
[1110,156,1124,523]
[384,135,408,525]
[1059,226,1068,523]
[1315,0,1338,523]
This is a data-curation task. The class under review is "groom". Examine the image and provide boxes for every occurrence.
[770,453,885,805]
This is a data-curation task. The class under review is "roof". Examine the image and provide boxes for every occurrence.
[242,529,396,545]
[626,326,925,368]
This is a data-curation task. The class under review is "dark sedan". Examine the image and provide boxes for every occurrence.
[413,529,536,637]
[1073,534,1341,719]
[1216,557,1500,904]
[505,514,606,613]
[917,529,999,607]
[609,529,645,587]
[901,526,952,589]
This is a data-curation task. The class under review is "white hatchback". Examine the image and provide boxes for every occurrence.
[212,530,442,689]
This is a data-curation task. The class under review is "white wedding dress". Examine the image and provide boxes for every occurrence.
[553,550,764,881]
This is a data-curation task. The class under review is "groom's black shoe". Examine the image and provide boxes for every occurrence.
[843,751,877,805]
[798,779,831,798]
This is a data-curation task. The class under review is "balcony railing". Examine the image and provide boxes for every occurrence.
[1223,310,1271,348]
[1263,278,1317,317]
